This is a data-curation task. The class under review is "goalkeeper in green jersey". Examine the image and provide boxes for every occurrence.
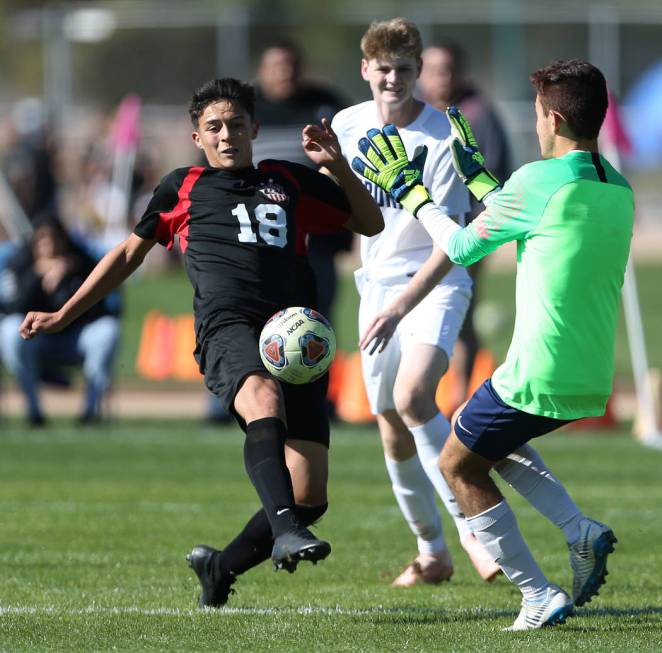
[351,59,633,630]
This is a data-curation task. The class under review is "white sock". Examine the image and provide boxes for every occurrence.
[409,413,473,540]
[494,444,584,544]
[469,500,549,600]
[384,454,447,556]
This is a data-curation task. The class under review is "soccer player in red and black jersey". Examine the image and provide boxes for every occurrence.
[19,78,383,607]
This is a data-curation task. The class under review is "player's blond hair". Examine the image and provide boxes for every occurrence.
[360,18,422,61]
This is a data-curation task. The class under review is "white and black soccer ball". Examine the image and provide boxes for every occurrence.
[259,306,336,384]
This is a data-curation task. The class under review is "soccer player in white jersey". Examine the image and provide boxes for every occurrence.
[328,17,499,585]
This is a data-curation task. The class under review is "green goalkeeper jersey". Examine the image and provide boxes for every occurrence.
[447,150,634,419]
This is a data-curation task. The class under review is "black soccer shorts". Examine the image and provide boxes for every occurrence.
[196,321,330,446]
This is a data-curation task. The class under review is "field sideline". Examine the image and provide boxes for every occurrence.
[1,420,661,651]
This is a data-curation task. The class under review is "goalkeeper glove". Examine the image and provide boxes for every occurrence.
[446,106,501,202]
[351,124,432,217]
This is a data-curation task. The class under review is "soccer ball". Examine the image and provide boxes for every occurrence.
[259,306,336,384]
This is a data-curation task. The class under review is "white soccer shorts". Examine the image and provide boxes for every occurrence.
[356,272,472,415]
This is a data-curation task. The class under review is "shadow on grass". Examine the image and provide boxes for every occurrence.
[355,604,662,627]
[357,607,513,626]
[578,606,662,618]
[364,604,662,625]
[248,604,662,627]
[562,605,662,630]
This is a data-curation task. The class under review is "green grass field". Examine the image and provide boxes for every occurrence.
[1,421,661,651]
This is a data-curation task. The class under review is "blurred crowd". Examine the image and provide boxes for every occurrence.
[0,99,159,249]
[0,39,511,425]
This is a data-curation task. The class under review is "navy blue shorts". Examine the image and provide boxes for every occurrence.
[455,378,574,461]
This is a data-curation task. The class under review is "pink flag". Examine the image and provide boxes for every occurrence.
[602,90,631,155]
[111,94,141,152]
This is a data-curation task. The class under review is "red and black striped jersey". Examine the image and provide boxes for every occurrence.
[134,159,350,343]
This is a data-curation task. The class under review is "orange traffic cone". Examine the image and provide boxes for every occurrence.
[335,351,376,423]
[327,350,346,407]
[467,348,497,397]
[172,314,202,381]
[435,358,463,419]
[436,347,497,419]
[136,311,176,380]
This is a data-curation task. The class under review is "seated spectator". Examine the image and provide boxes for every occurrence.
[0,215,120,425]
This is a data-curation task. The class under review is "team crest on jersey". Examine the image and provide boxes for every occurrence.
[257,179,289,203]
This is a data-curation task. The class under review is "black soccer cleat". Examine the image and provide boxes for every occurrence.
[271,527,331,573]
[186,544,236,608]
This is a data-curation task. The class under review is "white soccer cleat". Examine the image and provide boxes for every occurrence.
[391,549,454,587]
[569,517,617,606]
[504,585,574,631]
[461,533,502,582]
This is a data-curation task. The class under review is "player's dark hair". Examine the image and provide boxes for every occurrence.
[530,59,608,140]
[188,78,256,127]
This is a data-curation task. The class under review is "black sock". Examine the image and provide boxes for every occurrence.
[243,417,297,537]
[220,504,328,576]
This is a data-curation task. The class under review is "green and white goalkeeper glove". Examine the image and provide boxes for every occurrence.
[446,106,501,202]
[351,124,432,217]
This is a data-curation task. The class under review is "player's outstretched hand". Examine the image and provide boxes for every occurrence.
[19,311,65,340]
[359,306,403,355]
[446,106,501,202]
[302,118,343,169]
[351,124,432,217]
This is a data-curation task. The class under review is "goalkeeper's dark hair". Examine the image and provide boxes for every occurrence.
[530,60,608,140]
[361,17,422,61]
[189,78,256,127]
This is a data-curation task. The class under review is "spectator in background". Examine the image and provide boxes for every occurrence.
[254,40,346,152]
[419,43,512,401]
[1,98,58,226]
[0,215,120,425]
[253,39,352,320]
